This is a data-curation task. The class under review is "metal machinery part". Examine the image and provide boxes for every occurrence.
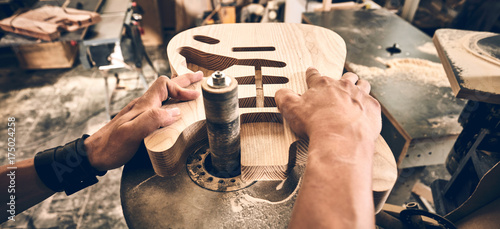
[121,141,304,228]
[202,71,241,178]
[404,202,426,229]
[399,209,456,229]
[432,101,500,216]
[206,71,232,88]
[375,203,457,229]
[121,71,305,228]
[186,145,255,192]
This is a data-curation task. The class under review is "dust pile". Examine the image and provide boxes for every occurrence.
[349,58,450,88]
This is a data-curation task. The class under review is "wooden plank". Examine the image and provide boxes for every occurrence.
[136,0,164,45]
[412,180,434,203]
[219,6,236,24]
[158,0,176,30]
[400,0,420,22]
[433,29,500,104]
[144,23,397,210]
[322,0,331,11]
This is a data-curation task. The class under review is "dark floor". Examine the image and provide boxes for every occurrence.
[0,47,167,229]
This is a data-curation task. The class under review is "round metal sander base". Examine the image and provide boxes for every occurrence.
[121,143,304,229]
[186,146,255,192]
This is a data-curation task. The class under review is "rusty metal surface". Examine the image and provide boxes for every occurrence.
[303,9,466,168]
[186,145,255,192]
[121,142,303,229]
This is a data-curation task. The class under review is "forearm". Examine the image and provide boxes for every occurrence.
[0,158,55,223]
[289,133,375,229]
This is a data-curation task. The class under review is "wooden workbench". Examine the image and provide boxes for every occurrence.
[303,9,466,168]
[0,0,103,69]
[0,0,102,46]
[433,29,500,104]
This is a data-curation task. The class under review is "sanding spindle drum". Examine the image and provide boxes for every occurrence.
[202,72,240,178]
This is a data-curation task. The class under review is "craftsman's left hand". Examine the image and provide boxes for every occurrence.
[84,72,203,171]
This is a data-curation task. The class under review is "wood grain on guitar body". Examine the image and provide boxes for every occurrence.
[144,23,397,212]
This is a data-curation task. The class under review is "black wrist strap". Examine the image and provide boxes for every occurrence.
[34,135,107,195]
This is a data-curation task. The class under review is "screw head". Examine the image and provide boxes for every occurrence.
[207,71,231,88]
[405,202,419,209]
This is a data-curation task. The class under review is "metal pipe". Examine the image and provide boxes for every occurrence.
[405,202,425,229]
[202,71,240,178]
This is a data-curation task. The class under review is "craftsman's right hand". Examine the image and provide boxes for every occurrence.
[275,67,381,144]
[84,72,203,171]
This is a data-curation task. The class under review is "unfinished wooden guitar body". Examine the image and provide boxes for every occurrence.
[0,6,101,41]
[144,23,397,210]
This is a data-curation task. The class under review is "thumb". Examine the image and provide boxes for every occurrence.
[126,107,181,140]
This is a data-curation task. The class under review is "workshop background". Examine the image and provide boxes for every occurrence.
[0,0,499,228]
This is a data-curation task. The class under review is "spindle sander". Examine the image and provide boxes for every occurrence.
[120,23,397,228]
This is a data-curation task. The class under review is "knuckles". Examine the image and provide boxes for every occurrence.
[280,92,299,104]
[147,108,165,125]
[338,79,356,89]
[312,76,333,87]
[156,75,170,84]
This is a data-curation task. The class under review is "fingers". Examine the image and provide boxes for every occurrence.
[166,79,200,101]
[275,88,301,111]
[126,107,182,140]
[306,68,370,96]
[167,71,203,101]
[119,72,202,122]
[145,74,201,104]
[171,71,203,88]
[356,79,371,94]
[341,72,359,85]
[343,72,371,94]
[149,71,203,100]
[305,67,323,89]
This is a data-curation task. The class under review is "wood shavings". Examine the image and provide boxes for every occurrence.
[417,42,438,56]
[349,58,450,88]
[428,115,461,132]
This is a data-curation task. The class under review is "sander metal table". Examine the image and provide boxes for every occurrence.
[302,9,466,205]
[121,142,302,228]
[303,9,466,169]
[120,23,398,228]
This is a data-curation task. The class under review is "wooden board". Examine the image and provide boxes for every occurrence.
[136,0,164,45]
[0,5,101,41]
[144,24,397,203]
[433,29,500,104]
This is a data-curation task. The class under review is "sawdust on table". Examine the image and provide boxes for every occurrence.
[435,29,500,95]
[463,33,500,67]
[417,42,438,56]
[220,178,301,227]
[434,29,473,76]
[427,115,461,130]
[349,58,450,88]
